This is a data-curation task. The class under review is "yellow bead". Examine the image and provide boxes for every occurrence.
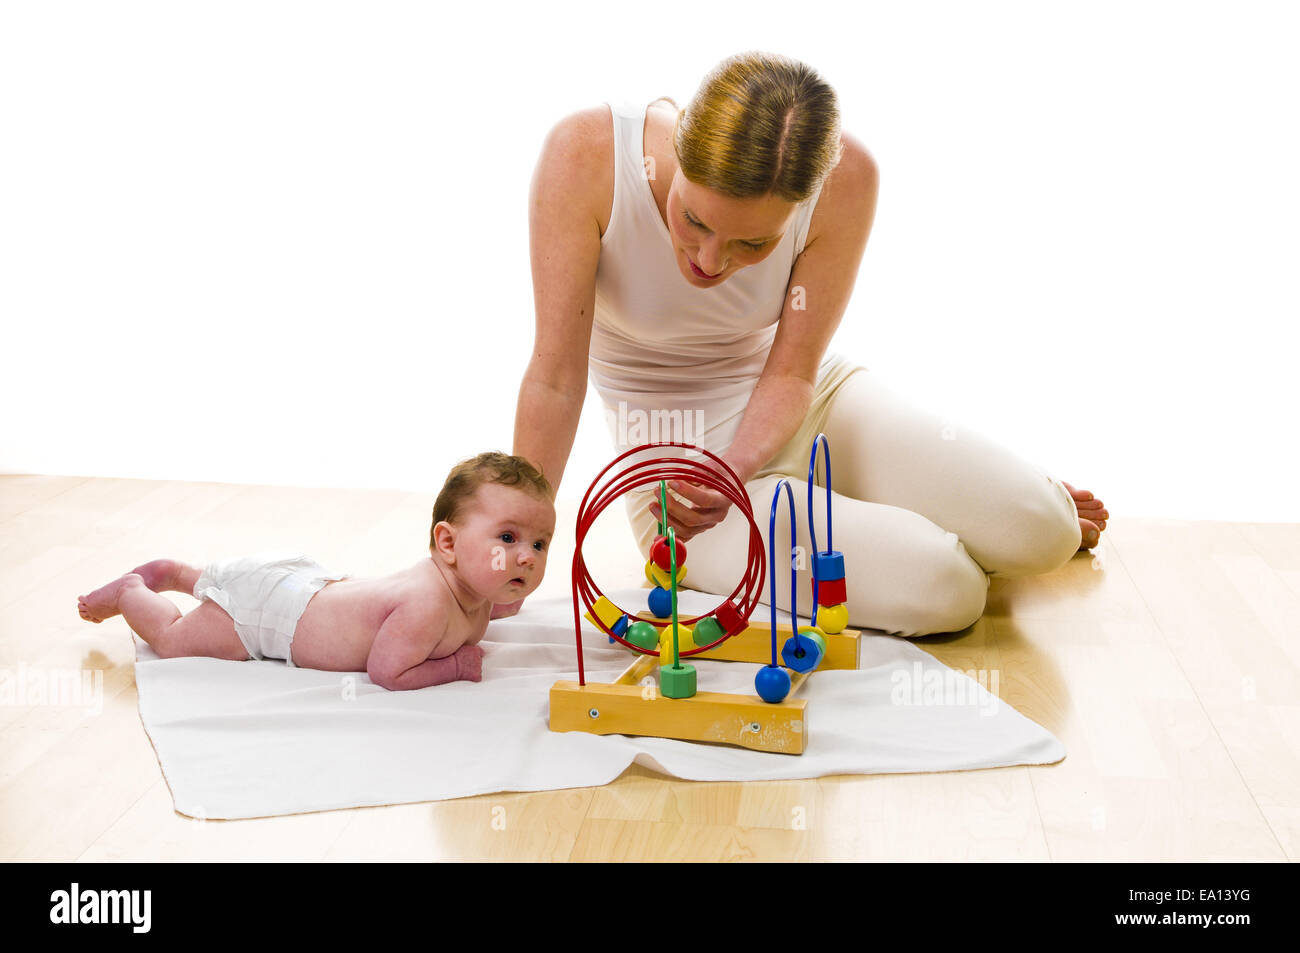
[585,595,623,631]
[659,624,692,664]
[646,559,687,590]
[817,603,849,634]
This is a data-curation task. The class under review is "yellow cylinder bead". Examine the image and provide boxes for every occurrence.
[817,603,849,634]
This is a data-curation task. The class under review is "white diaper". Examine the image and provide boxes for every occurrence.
[191,552,350,667]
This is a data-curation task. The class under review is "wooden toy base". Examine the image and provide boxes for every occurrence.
[549,619,860,755]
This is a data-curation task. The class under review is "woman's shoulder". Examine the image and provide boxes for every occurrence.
[535,104,619,237]
[804,129,880,251]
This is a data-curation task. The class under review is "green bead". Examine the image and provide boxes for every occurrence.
[659,664,697,699]
[799,627,828,659]
[625,620,660,650]
[692,615,725,647]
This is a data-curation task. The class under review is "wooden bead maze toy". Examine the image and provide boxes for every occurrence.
[548,437,860,754]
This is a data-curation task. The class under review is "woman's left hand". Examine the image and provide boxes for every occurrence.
[646,458,746,542]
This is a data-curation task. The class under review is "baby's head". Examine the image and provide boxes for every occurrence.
[429,452,556,604]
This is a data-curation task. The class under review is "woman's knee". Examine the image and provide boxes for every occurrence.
[988,474,1082,578]
[853,532,989,638]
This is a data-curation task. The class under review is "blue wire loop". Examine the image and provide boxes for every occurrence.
[768,479,803,667]
[806,433,832,628]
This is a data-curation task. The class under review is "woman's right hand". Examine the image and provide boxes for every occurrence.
[646,457,743,542]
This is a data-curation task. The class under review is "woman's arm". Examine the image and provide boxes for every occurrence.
[654,135,881,539]
[511,106,611,491]
[730,133,880,478]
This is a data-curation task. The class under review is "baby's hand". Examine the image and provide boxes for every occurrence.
[453,644,485,682]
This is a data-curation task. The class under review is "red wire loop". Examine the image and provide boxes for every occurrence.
[570,443,768,685]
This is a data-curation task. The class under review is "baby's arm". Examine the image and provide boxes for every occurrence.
[365,596,476,691]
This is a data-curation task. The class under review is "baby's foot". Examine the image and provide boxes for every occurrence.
[129,558,184,592]
[77,573,138,623]
[1063,481,1109,551]
[453,644,485,682]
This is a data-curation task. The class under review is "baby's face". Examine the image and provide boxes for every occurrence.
[454,483,556,603]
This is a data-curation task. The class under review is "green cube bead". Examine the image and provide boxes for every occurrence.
[658,664,697,699]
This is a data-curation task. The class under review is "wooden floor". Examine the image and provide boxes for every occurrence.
[1,473,1297,861]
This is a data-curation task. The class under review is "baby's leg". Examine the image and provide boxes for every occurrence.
[129,558,202,595]
[79,573,248,660]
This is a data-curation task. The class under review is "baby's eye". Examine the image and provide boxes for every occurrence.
[743,239,768,251]
[500,532,515,544]
[533,540,547,551]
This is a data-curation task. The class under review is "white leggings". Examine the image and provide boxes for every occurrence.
[624,368,1082,637]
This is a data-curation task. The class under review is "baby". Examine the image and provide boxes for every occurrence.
[76,452,555,691]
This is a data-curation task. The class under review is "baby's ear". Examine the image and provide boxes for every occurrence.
[431,520,457,562]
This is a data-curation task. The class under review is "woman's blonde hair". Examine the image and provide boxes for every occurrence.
[651,51,843,203]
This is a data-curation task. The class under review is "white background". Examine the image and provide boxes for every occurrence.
[2,0,1297,519]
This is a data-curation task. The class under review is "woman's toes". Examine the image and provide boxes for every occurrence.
[1063,481,1093,502]
[1078,517,1101,551]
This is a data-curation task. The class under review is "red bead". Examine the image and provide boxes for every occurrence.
[651,535,687,572]
[814,576,847,607]
[714,599,747,637]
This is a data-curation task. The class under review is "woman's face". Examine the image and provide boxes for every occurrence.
[666,172,797,287]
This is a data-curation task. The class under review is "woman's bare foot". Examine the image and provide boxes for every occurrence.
[77,573,140,623]
[1063,481,1109,551]
[453,644,485,682]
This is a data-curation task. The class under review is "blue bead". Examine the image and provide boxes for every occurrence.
[612,614,629,636]
[814,550,845,582]
[648,586,673,618]
[781,633,824,674]
[754,664,791,703]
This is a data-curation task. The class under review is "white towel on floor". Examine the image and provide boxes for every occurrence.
[132,587,1065,819]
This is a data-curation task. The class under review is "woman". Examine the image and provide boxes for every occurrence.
[504,51,1107,636]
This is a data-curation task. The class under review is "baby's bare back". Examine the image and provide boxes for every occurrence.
[290,559,488,673]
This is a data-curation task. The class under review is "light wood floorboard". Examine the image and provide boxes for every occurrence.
[1,474,1295,861]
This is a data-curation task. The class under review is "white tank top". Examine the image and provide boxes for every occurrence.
[590,100,827,460]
